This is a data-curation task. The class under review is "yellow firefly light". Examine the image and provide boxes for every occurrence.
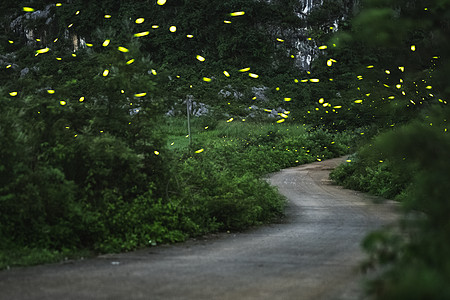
[36,47,50,54]
[134,31,150,37]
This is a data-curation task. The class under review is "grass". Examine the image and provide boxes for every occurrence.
[0,247,93,270]
[163,117,309,151]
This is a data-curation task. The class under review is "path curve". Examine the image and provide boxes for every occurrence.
[0,157,399,300]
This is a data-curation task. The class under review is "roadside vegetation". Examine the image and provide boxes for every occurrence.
[0,113,355,269]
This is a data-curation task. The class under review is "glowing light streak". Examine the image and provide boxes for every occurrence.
[134,31,150,37]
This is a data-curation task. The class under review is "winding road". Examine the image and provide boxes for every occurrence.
[0,157,399,300]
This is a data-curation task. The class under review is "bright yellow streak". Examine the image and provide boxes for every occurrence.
[56,57,62,61]
[102,39,110,47]
[23,7,35,12]
[9,92,18,96]
[318,45,327,49]
[152,25,159,29]
[103,69,109,77]
[277,119,285,123]
[195,149,204,153]
[284,98,292,102]
[276,38,284,42]
[187,34,194,38]
[47,90,55,94]
[60,100,66,106]
[203,77,212,82]
[154,151,160,155]
[75,10,80,15]
[354,100,363,103]
[134,93,147,97]
[86,43,93,47]
[230,11,245,16]
[366,65,374,68]
[309,79,320,82]
[196,55,205,62]
[224,20,232,24]
[226,118,234,123]
[126,59,135,64]
[151,69,157,75]
[79,97,85,102]
[118,46,129,52]
[223,71,230,77]
[104,14,111,18]
[56,3,62,7]
[157,0,166,5]
[249,73,259,78]
[169,26,177,32]
[135,18,145,24]
[239,67,250,72]
[8,40,13,44]
[333,106,342,109]
[36,47,50,54]
[134,31,150,37]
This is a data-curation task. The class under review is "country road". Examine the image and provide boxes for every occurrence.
[0,157,399,300]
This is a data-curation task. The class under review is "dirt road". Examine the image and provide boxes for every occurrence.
[0,157,399,300]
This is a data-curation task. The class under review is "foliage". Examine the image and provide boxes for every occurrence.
[327,0,450,298]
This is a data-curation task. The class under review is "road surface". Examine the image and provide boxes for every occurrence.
[0,157,399,300]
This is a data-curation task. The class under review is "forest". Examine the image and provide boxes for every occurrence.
[1,0,449,298]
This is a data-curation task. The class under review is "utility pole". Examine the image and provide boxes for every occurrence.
[187,97,192,146]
